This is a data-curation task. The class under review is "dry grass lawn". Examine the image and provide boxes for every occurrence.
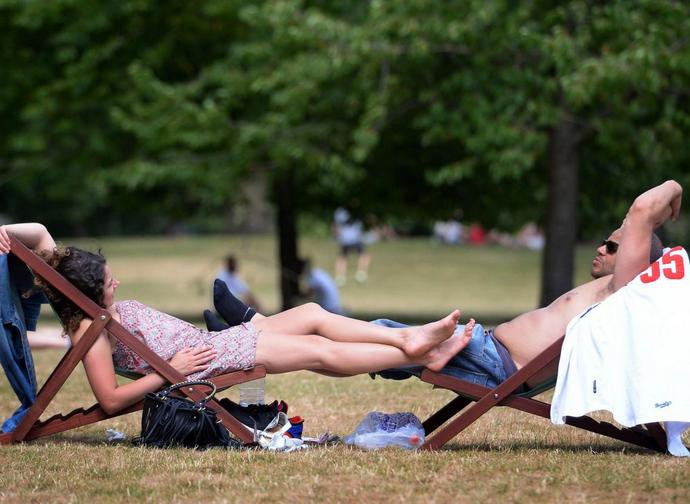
[2,350,688,503]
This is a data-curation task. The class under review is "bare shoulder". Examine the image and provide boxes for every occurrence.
[576,275,613,304]
[71,318,95,344]
[72,317,111,345]
[544,276,611,322]
[72,317,116,359]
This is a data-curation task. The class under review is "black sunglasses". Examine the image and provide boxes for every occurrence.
[601,239,619,254]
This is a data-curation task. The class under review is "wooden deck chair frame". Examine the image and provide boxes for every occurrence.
[418,336,668,453]
[0,237,266,445]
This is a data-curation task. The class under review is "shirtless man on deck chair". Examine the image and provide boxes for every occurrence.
[370,180,682,388]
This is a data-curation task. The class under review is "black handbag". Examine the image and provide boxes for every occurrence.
[135,380,242,450]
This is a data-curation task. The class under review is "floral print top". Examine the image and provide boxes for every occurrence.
[112,300,258,380]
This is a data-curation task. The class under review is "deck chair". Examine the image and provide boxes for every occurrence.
[0,237,266,445]
[418,336,668,452]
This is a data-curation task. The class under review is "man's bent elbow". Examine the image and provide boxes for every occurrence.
[627,197,656,226]
[629,196,654,216]
[664,179,682,192]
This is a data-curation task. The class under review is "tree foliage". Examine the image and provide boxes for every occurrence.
[1,0,688,305]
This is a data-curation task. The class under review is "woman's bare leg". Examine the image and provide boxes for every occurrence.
[255,320,474,374]
[252,303,461,357]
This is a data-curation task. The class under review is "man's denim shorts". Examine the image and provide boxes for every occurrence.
[370,318,509,388]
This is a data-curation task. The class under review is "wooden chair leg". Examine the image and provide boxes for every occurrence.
[422,395,472,435]
[642,422,668,452]
[12,313,110,442]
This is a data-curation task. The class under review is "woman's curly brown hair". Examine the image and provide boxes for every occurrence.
[33,246,107,334]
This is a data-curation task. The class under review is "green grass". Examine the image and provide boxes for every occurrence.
[2,236,688,503]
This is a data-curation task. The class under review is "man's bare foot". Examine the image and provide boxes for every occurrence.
[425,318,475,372]
[402,310,460,357]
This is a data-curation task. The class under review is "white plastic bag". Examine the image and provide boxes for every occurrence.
[266,434,307,453]
[343,412,425,450]
[105,428,126,442]
[256,412,291,447]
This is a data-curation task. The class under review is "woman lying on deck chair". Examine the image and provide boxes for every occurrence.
[0,223,473,415]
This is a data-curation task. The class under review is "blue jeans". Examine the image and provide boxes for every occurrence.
[1,254,47,432]
[370,318,508,388]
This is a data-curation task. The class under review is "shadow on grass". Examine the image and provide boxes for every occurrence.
[26,434,133,448]
[440,440,661,456]
[25,435,239,451]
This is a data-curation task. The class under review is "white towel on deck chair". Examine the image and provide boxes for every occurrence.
[551,246,690,456]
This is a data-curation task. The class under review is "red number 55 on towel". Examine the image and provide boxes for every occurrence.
[640,246,685,283]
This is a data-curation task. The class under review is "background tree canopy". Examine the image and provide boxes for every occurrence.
[1,0,688,307]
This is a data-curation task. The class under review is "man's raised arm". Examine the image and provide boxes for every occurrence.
[612,180,683,291]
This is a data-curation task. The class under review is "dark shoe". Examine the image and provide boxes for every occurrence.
[214,279,256,326]
[218,398,281,431]
[262,399,288,415]
[203,309,230,331]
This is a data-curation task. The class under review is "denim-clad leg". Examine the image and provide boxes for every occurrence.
[0,255,46,432]
[370,318,507,387]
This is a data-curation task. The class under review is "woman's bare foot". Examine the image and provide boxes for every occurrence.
[402,310,460,357]
[425,318,475,372]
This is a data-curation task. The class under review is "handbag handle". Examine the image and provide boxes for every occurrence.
[159,380,217,406]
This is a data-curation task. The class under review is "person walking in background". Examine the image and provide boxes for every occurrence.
[216,254,262,312]
[298,258,344,315]
[333,207,371,286]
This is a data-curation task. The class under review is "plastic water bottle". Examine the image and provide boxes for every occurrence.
[239,377,265,406]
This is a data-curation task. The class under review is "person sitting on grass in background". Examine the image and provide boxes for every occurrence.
[216,254,262,313]
[298,257,344,315]
[0,222,472,415]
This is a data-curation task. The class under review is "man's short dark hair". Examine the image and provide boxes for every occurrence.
[650,232,664,263]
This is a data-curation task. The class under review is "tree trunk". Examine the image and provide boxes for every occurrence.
[540,115,580,306]
[274,167,301,310]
